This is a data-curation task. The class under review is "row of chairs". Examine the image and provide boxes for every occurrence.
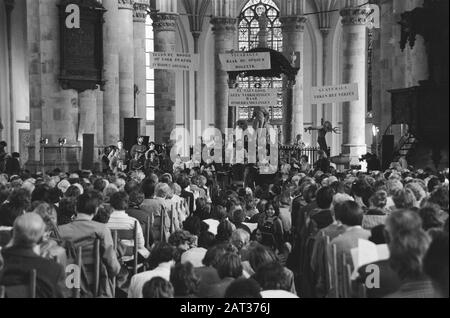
[324,234,367,298]
[0,199,191,298]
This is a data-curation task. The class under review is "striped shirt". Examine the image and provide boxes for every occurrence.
[107,211,150,259]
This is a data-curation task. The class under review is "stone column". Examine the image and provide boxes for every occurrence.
[102,0,120,146]
[280,15,306,144]
[211,17,237,133]
[117,0,135,138]
[340,5,371,166]
[133,0,149,136]
[4,0,14,151]
[151,12,178,144]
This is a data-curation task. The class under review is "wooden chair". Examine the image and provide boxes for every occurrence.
[325,243,339,298]
[145,216,152,250]
[322,234,333,295]
[341,254,353,298]
[71,239,101,298]
[0,269,37,298]
[111,221,139,298]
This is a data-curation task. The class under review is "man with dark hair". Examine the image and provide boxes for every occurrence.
[142,277,174,298]
[0,213,66,298]
[330,201,370,297]
[253,262,290,292]
[107,192,149,260]
[5,152,21,176]
[128,242,175,298]
[59,191,120,298]
[225,278,262,298]
[170,262,200,298]
[202,252,243,298]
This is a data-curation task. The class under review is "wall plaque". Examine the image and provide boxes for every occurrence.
[58,0,105,92]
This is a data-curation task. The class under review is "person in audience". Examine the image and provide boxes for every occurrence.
[424,232,449,298]
[59,191,121,298]
[142,277,174,299]
[170,262,200,298]
[140,180,168,243]
[128,242,175,298]
[0,213,66,298]
[32,202,67,267]
[225,278,262,298]
[256,201,284,251]
[246,243,296,295]
[385,210,436,298]
[216,220,234,244]
[106,191,150,260]
[202,252,243,298]
[392,189,417,210]
[254,261,292,293]
[330,200,371,297]
[363,190,388,230]
[0,188,31,227]
[419,205,444,233]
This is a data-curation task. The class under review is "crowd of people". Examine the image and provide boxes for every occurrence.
[0,138,448,298]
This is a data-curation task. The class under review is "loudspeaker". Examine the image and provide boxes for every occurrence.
[82,134,95,171]
[382,135,395,170]
[124,118,142,151]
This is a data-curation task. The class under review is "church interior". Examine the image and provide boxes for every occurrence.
[0,0,449,301]
[0,0,448,172]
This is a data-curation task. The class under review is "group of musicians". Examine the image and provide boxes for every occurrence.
[103,137,166,174]
[105,119,340,174]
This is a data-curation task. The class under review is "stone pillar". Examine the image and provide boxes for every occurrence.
[3,0,14,151]
[133,0,149,136]
[340,5,371,166]
[280,15,306,144]
[211,17,237,133]
[151,12,178,144]
[102,0,120,146]
[118,0,135,138]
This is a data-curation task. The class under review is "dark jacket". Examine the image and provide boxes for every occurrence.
[0,246,66,298]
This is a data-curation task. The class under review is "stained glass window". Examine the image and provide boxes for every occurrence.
[145,15,155,122]
[237,0,283,123]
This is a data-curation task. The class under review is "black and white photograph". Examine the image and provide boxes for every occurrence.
[0,0,448,305]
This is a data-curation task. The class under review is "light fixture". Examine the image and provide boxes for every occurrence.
[372,125,380,137]
[58,138,67,146]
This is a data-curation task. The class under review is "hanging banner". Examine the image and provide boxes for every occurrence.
[311,83,359,104]
[149,52,200,71]
[229,88,279,108]
[220,52,271,72]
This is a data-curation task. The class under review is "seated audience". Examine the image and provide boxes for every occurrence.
[0,213,66,298]
[128,242,175,298]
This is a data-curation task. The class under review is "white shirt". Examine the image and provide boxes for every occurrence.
[181,248,207,268]
[128,261,173,298]
[107,211,150,259]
